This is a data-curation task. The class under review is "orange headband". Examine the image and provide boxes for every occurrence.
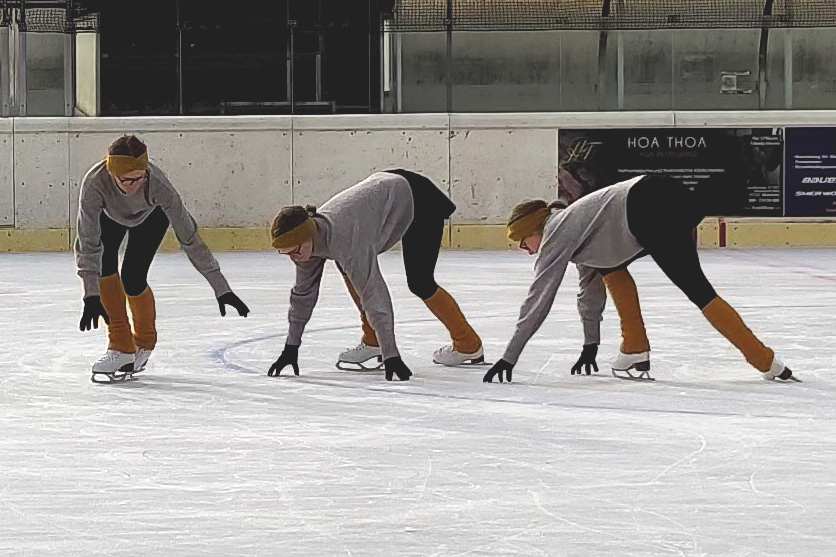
[507,207,551,241]
[106,152,149,176]
[271,219,316,250]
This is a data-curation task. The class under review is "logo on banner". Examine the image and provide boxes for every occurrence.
[626,136,708,149]
[563,138,602,167]
[801,177,836,184]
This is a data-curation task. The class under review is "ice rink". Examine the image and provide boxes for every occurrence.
[2,248,835,556]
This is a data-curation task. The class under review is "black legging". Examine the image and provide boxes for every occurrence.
[385,169,456,221]
[100,207,170,296]
[385,169,456,300]
[401,218,446,300]
[331,170,454,301]
[614,175,717,309]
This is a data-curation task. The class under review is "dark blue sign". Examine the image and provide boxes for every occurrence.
[785,128,836,217]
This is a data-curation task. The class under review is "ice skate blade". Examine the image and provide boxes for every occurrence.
[611,361,655,382]
[765,375,802,383]
[433,355,491,367]
[611,370,655,382]
[91,371,138,384]
[91,362,137,384]
[763,367,802,383]
[335,357,383,372]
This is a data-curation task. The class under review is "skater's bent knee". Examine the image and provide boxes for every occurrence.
[408,280,438,301]
[122,275,149,297]
[692,288,718,310]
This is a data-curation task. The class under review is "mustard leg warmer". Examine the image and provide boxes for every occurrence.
[423,287,482,354]
[127,286,157,351]
[99,274,136,354]
[360,314,378,348]
[341,273,379,347]
[603,269,650,354]
[701,296,774,372]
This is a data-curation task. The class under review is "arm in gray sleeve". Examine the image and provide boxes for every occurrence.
[74,183,105,298]
[347,254,399,361]
[156,180,231,297]
[502,245,571,365]
[576,264,606,345]
[286,258,326,346]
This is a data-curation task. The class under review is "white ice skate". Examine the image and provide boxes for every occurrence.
[336,342,383,371]
[133,348,153,374]
[611,351,654,381]
[432,345,486,367]
[762,355,800,382]
[91,350,136,383]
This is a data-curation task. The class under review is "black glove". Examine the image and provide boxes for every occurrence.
[571,344,599,376]
[218,291,250,317]
[268,345,299,376]
[483,359,514,383]
[383,356,412,381]
[79,296,110,331]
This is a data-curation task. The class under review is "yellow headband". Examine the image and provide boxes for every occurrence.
[507,208,551,241]
[106,152,149,177]
[271,219,316,250]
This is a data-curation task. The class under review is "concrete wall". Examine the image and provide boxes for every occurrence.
[292,115,449,208]
[0,118,12,226]
[4,111,836,252]
[65,117,293,230]
[13,118,69,230]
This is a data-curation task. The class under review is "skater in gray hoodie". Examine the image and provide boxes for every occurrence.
[484,174,797,383]
[268,170,483,381]
[75,135,249,382]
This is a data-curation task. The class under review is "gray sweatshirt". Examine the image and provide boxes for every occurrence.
[286,172,414,360]
[75,161,231,298]
[576,264,606,346]
[503,176,646,364]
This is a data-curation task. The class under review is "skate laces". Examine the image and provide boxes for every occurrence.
[97,350,126,363]
[343,343,370,354]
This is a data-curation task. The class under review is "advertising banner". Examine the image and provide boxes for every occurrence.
[558,128,784,216]
[785,127,836,217]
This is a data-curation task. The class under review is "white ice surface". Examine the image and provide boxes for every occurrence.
[1,249,835,557]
